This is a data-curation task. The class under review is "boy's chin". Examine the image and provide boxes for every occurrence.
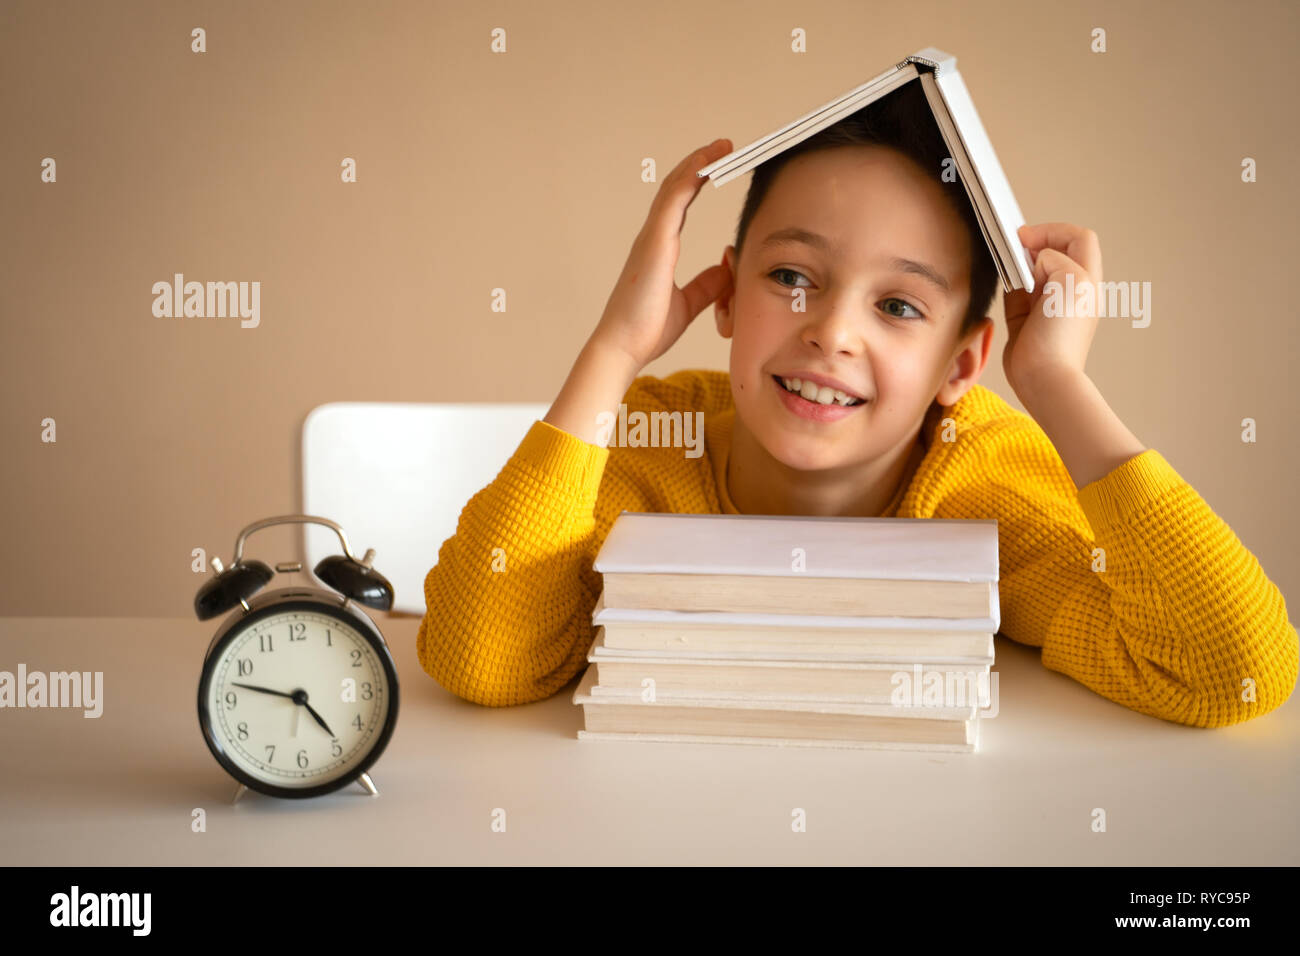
[754,427,863,473]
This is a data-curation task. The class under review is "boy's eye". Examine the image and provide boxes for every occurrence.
[768,267,810,288]
[768,268,926,321]
[881,297,925,320]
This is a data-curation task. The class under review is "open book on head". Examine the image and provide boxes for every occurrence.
[697,46,1035,295]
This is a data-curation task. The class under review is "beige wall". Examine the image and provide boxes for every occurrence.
[2,0,1296,617]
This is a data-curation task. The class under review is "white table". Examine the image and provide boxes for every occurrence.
[1,615,1295,865]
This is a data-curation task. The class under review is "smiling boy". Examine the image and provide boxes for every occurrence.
[416,83,1297,727]
[722,141,988,517]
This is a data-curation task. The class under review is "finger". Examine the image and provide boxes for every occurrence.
[1003,288,1033,324]
[646,138,733,240]
[1005,243,1078,325]
[669,137,731,179]
[1017,223,1102,279]
[1036,247,1088,290]
[678,263,731,319]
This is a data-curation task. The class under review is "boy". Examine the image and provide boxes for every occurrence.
[416,83,1296,727]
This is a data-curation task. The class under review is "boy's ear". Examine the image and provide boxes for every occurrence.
[935,315,994,407]
[714,245,737,339]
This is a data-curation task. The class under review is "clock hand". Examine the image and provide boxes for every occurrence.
[303,700,335,738]
[227,683,338,738]
[288,688,336,739]
[232,681,295,700]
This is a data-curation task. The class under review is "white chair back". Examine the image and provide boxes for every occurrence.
[302,401,550,615]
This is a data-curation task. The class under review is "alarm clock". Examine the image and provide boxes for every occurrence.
[194,514,399,802]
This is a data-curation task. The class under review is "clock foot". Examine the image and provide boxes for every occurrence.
[357,772,379,796]
[232,783,248,805]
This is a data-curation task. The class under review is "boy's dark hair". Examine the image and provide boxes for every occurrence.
[733,78,1000,341]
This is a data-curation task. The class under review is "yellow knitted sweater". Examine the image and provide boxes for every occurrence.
[416,368,1297,727]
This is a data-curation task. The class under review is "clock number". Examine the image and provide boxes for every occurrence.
[225,691,237,710]
[325,629,333,647]
[296,749,309,769]
[330,738,342,758]
[259,633,274,653]
[289,622,307,642]
[361,682,373,700]
[236,721,249,740]
[352,714,363,731]
[350,649,362,667]
[265,745,275,763]
[237,658,253,676]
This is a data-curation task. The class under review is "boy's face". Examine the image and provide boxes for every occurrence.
[715,144,994,473]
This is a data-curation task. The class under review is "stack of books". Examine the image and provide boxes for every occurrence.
[572,512,999,753]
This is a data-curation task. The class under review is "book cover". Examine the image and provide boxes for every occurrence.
[696,46,1035,294]
[592,511,999,583]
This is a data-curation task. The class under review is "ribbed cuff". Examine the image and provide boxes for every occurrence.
[1076,448,1183,533]
[514,419,610,499]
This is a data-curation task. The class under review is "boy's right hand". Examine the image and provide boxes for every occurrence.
[589,138,735,373]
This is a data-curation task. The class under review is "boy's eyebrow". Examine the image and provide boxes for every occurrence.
[760,226,952,295]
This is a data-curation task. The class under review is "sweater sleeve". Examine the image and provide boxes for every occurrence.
[941,423,1296,728]
[415,418,618,707]
[415,369,724,707]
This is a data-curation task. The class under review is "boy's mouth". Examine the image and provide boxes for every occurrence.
[771,374,865,406]
[771,374,866,422]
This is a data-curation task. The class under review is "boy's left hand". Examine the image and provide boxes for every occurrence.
[1002,222,1104,400]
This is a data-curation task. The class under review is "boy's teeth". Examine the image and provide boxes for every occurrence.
[779,376,860,406]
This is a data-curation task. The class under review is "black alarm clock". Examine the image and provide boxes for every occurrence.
[194,514,399,802]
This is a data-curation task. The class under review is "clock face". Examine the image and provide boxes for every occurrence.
[200,604,395,795]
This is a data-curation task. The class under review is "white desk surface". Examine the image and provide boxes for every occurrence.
[1,615,1296,865]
